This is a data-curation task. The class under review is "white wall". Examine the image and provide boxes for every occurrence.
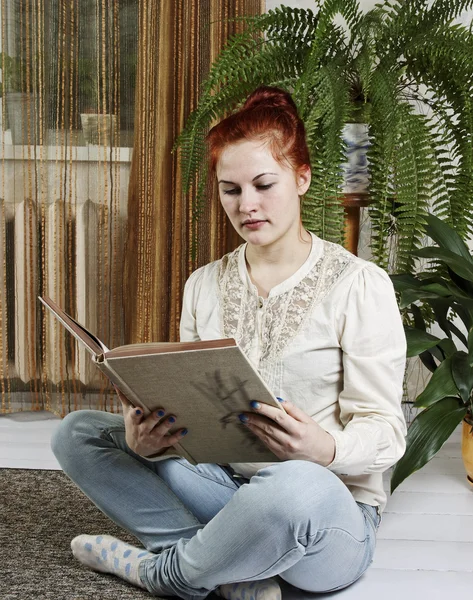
[266,0,379,12]
[267,0,472,18]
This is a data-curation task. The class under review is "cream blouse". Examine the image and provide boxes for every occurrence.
[179,232,407,512]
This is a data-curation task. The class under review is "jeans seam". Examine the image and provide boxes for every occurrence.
[298,527,367,545]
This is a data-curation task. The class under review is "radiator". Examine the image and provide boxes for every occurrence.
[0,197,116,390]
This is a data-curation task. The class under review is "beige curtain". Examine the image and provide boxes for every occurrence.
[124,0,264,345]
[0,0,264,415]
[0,0,136,415]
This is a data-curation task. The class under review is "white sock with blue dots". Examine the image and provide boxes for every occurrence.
[71,534,153,588]
[217,578,282,600]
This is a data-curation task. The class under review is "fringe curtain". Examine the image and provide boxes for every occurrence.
[0,0,264,416]
[124,0,264,345]
[0,0,136,415]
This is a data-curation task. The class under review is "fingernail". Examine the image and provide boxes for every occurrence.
[156,410,165,417]
[239,414,249,423]
[135,409,142,415]
[250,400,260,409]
[168,416,176,423]
[276,397,285,403]
[181,429,188,436]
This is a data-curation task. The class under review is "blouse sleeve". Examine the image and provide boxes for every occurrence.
[179,267,204,342]
[325,263,407,476]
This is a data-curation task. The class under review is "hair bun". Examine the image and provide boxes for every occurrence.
[243,86,297,113]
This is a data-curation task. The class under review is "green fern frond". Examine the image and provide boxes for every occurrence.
[391,107,434,272]
[298,62,351,243]
[429,0,473,23]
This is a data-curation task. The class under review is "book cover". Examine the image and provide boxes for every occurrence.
[39,296,284,465]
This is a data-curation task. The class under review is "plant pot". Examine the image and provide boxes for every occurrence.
[462,416,473,487]
[341,123,370,194]
[6,92,39,144]
[80,113,117,146]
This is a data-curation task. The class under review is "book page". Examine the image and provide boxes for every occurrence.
[39,296,108,357]
[106,337,236,358]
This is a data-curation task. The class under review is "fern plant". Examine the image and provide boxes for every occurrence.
[177,0,473,273]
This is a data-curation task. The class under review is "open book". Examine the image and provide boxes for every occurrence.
[39,296,285,465]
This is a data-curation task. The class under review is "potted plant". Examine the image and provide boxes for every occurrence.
[390,213,473,492]
[176,0,473,273]
[78,57,116,146]
[0,51,39,144]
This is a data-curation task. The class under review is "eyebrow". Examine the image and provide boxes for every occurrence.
[218,172,278,185]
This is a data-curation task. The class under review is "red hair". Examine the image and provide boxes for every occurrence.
[206,86,310,174]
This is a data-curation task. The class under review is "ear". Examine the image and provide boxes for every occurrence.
[296,165,311,196]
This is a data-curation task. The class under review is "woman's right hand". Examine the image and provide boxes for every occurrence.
[114,386,188,457]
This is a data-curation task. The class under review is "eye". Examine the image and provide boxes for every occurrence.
[256,183,274,191]
[222,188,240,195]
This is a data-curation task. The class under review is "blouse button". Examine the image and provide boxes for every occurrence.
[258,297,264,309]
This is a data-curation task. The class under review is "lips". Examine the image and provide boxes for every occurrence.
[242,219,267,225]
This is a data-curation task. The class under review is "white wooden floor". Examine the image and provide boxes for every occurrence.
[1,411,473,599]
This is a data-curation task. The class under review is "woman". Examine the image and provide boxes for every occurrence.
[52,86,407,599]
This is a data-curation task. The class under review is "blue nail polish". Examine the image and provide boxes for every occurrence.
[156,410,165,417]
[181,428,188,436]
[276,397,285,403]
[168,416,176,423]
[135,409,142,415]
[250,400,260,409]
[239,413,249,423]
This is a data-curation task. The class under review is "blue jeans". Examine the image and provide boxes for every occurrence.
[51,410,380,599]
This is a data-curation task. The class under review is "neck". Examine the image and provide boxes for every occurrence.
[245,228,312,272]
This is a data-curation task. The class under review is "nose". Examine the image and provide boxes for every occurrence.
[238,187,260,214]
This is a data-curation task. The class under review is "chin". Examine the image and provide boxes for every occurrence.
[242,231,277,247]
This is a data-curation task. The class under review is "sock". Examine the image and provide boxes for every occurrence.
[71,534,154,588]
[217,578,282,600]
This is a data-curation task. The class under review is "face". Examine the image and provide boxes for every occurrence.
[216,139,311,250]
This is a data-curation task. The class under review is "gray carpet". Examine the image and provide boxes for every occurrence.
[0,468,165,600]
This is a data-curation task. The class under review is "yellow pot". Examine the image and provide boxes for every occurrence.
[462,417,473,487]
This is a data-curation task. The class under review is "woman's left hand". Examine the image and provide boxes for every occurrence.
[240,399,336,466]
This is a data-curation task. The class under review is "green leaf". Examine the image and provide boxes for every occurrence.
[425,213,473,262]
[447,267,473,298]
[437,337,458,358]
[414,355,459,407]
[419,350,438,373]
[427,298,454,341]
[410,304,427,331]
[390,397,467,493]
[451,351,473,405]
[469,328,473,366]
[405,327,441,357]
[399,288,445,309]
[390,273,422,293]
[413,247,473,281]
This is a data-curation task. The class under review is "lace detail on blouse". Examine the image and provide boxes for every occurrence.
[217,250,256,357]
[217,241,355,366]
